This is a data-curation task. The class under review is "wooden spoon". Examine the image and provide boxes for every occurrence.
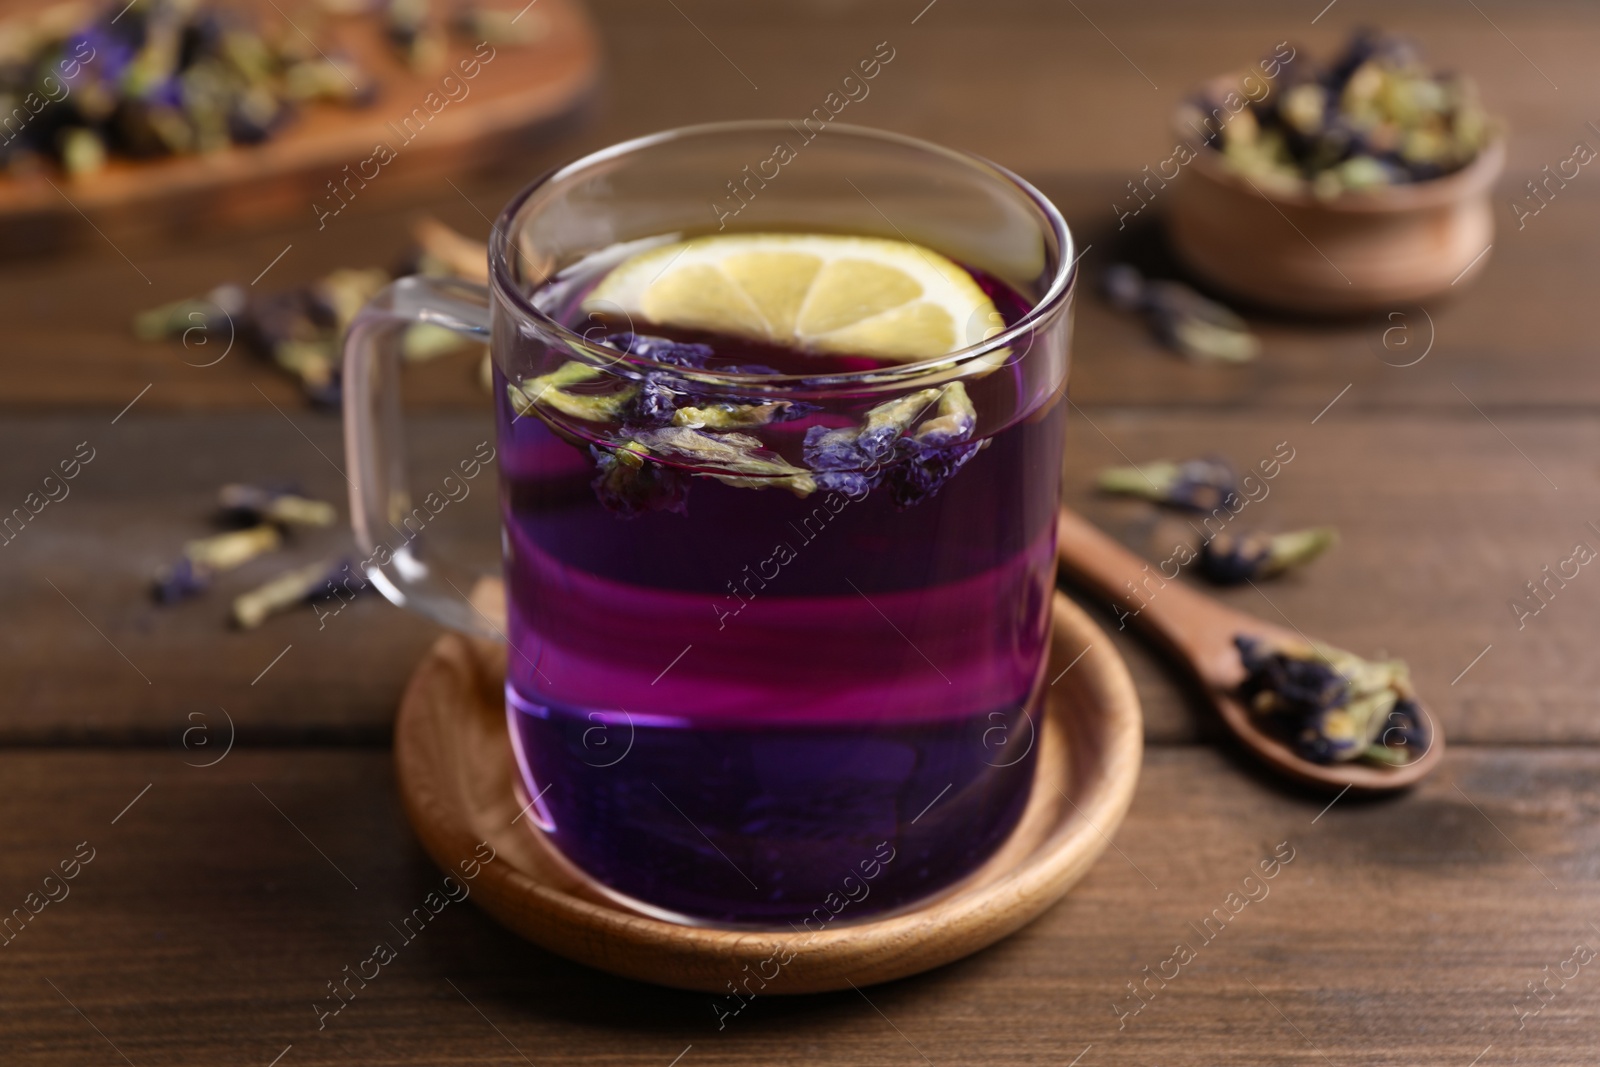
[1055,508,1443,793]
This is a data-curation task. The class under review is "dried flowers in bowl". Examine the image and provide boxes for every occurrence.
[1165,29,1505,313]
[1187,28,1492,200]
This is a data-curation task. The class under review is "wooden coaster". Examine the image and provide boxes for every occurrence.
[394,585,1143,994]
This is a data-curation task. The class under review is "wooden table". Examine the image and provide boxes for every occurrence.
[4,2,1598,1063]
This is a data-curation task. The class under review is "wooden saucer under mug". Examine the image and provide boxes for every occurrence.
[394,582,1143,993]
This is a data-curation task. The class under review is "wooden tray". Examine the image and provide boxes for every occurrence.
[394,585,1144,993]
[0,0,599,255]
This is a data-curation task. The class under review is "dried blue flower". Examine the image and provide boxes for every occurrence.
[888,438,983,508]
[857,387,944,460]
[631,427,815,495]
[183,525,284,570]
[152,556,210,603]
[590,443,691,519]
[1198,527,1337,585]
[1236,635,1347,721]
[629,373,680,427]
[2,0,382,176]
[1235,635,1417,766]
[152,524,283,604]
[801,383,979,507]
[671,402,791,430]
[601,332,779,376]
[803,424,871,472]
[603,333,715,369]
[509,362,637,423]
[233,556,364,629]
[1098,456,1238,512]
[1364,698,1427,764]
[1194,29,1490,194]
[1101,264,1260,363]
[812,470,875,497]
[913,382,977,446]
[218,484,337,528]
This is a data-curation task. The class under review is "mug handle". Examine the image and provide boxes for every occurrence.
[342,274,503,641]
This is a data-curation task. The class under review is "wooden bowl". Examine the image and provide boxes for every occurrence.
[1165,123,1505,314]
[393,585,1143,993]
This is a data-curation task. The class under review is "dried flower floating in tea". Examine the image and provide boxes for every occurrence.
[1102,264,1260,363]
[509,333,984,517]
[1198,527,1337,585]
[1096,457,1238,512]
[1235,635,1424,766]
[589,443,692,518]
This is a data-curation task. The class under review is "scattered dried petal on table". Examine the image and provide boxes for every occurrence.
[218,484,337,528]
[1101,264,1260,363]
[1198,527,1337,584]
[233,556,360,629]
[1096,456,1238,512]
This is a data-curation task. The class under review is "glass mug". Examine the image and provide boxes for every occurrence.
[344,121,1076,927]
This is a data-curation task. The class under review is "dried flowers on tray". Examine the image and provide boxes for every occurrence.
[0,0,530,180]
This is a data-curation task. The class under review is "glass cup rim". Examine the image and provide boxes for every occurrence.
[489,120,1077,393]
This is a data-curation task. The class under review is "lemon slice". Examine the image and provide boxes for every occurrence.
[582,233,1004,363]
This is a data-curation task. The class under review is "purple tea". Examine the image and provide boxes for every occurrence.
[494,239,1067,925]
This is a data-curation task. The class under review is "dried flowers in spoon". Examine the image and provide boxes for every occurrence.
[1102,263,1260,363]
[1236,635,1424,766]
[1096,456,1238,512]
[1198,527,1337,585]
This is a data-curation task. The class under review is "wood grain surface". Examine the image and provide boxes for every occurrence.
[4,0,1600,1062]
[0,747,1592,1065]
